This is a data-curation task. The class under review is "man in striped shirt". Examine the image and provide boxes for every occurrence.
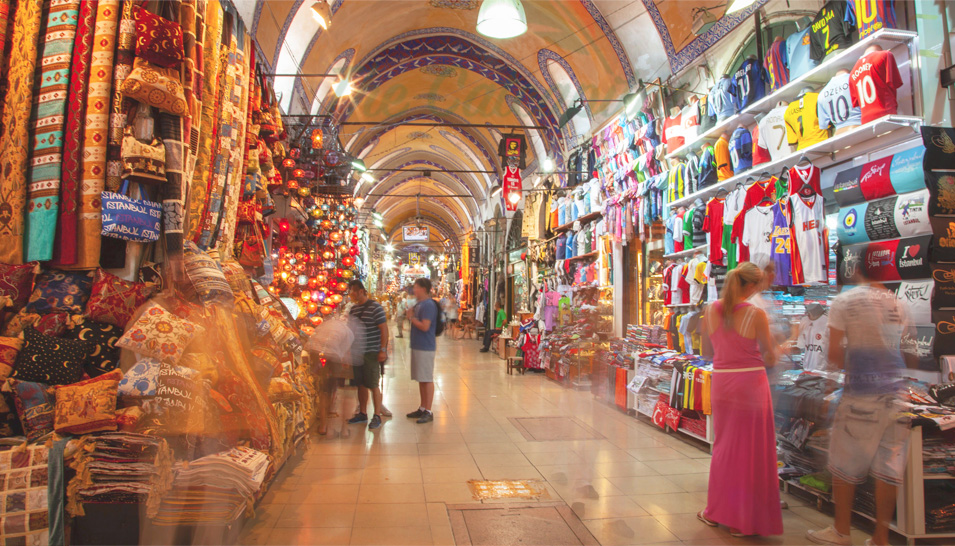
[346,280,389,430]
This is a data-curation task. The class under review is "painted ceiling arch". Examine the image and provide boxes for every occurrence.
[366,174,478,223]
[365,157,487,204]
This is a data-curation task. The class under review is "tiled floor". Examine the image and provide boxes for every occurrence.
[239,324,871,546]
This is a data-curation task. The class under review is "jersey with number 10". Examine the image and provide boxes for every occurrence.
[809,0,855,62]
[733,58,766,111]
[817,72,862,130]
[847,0,897,40]
[849,49,903,124]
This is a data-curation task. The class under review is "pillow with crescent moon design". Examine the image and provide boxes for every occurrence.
[0,262,39,310]
[134,7,184,69]
[85,269,156,328]
[11,328,91,386]
[116,303,204,365]
[24,270,94,316]
[64,317,121,378]
[53,369,122,435]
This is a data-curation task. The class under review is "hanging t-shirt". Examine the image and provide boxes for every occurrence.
[742,204,776,269]
[708,265,727,303]
[809,0,855,62]
[764,38,789,92]
[849,49,903,124]
[708,77,738,121]
[758,104,791,161]
[662,263,676,306]
[733,58,766,111]
[715,135,733,181]
[662,113,684,152]
[789,193,827,284]
[678,264,691,304]
[683,210,695,250]
[789,163,822,196]
[786,27,819,80]
[687,258,707,305]
[752,124,771,166]
[681,102,700,144]
[771,201,793,286]
[670,263,684,304]
[798,314,830,371]
[723,186,746,226]
[703,197,725,264]
[846,0,897,40]
[817,72,862,131]
[729,127,753,173]
[785,93,829,150]
[674,210,685,252]
[503,166,522,211]
[664,214,676,255]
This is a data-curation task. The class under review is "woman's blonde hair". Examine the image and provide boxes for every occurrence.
[720,262,763,323]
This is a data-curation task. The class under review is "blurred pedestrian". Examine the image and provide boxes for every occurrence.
[345,280,388,430]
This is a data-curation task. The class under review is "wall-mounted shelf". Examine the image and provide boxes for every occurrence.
[552,211,603,233]
[663,244,709,260]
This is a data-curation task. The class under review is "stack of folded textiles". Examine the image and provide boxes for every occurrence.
[152,446,270,525]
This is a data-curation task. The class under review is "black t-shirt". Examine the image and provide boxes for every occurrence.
[809,1,855,62]
[692,206,707,247]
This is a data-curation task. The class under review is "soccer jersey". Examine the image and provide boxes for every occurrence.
[810,0,855,62]
[674,209,685,252]
[752,124,771,166]
[703,197,725,264]
[786,27,819,80]
[714,136,733,181]
[785,93,829,150]
[733,58,766,111]
[789,163,822,196]
[789,193,827,284]
[742,204,776,269]
[708,77,738,121]
[849,49,903,124]
[764,37,789,92]
[662,113,684,152]
[798,314,830,371]
[681,102,700,144]
[698,145,717,188]
[679,264,691,304]
[688,258,707,305]
[692,205,707,248]
[729,127,753,173]
[683,209,694,249]
[662,264,676,305]
[758,104,791,161]
[664,215,676,255]
[697,95,716,133]
[771,201,793,286]
[818,72,862,131]
[847,0,897,40]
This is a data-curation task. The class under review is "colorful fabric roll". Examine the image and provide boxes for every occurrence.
[0,0,45,264]
[54,0,97,266]
[216,19,251,253]
[105,0,136,193]
[0,0,12,90]
[74,0,118,269]
[183,0,205,184]
[159,113,186,282]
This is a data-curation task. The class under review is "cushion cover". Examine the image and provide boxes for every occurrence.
[24,270,93,315]
[116,302,203,364]
[11,327,91,385]
[85,269,154,328]
[53,369,122,434]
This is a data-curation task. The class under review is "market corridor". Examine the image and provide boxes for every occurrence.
[239,330,869,546]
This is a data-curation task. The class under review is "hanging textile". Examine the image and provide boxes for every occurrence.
[215,20,251,252]
[0,0,44,264]
[73,0,118,269]
[180,0,203,183]
[27,0,82,262]
[0,0,12,93]
[54,0,97,266]
[159,113,186,282]
[185,0,221,241]
[105,0,135,193]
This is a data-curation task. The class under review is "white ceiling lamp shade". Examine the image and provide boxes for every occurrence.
[332,78,353,97]
[476,0,527,39]
[311,1,332,29]
[725,0,756,15]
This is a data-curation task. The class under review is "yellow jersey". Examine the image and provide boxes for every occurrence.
[784,92,829,150]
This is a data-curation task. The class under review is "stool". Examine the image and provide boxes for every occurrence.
[507,356,524,375]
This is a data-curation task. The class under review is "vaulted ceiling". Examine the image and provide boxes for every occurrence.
[235,0,772,252]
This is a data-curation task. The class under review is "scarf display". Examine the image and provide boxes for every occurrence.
[74,0,118,270]
[54,0,97,266]
[26,0,82,262]
[0,0,44,264]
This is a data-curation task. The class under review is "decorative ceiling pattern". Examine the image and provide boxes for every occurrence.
[419,65,458,77]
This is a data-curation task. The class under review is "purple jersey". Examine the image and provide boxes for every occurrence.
[771,201,793,286]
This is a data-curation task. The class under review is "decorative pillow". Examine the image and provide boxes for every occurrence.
[0,391,22,437]
[3,310,68,337]
[180,352,219,385]
[120,57,187,116]
[118,357,161,398]
[8,379,55,442]
[0,337,22,380]
[85,269,155,328]
[183,242,234,306]
[134,7,184,68]
[115,406,144,431]
[219,261,251,297]
[64,317,122,378]
[116,303,204,364]
[0,262,39,309]
[11,327,91,385]
[53,369,122,434]
[155,362,206,434]
[24,270,94,315]
[3,310,39,336]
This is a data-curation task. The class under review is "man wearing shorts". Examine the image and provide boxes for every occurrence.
[808,270,915,546]
[346,280,388,430]
[406,278,438,424]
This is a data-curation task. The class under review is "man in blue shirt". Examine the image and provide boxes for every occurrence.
[405,278,439,424]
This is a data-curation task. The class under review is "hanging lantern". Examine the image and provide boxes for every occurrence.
[314,290,326,302]
[342,256,355,267]
[337,282,348,291]
[311,128,324,149]
[308,277,319,289]
[289,147,301,159]
[322,250,334,260]
[309,315,323,326]
[349,247,359,256]
[320,305,333,315]
[328,294,343,305]
[297,274,308,286]
[310,208,323,219]
[283,158,296,168]
[339,244,350,255]
[321,204,330,211]
[329,231,342,242]
[301,291,311,302]
[287,179,299,189]
[321,220,333,230]
[341,270,355,279]
[316,273,327,284]
[307,302,319,314]
[298,187,311,197]
[292,169,305,179]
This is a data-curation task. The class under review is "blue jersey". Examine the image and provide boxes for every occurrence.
[771,201,793,286]
[733,58,766,111]
[817,72,861,130]
[707,77,738,121]
[698,146,717,188]
[729,127,753,173]
[764,38,789,92]
[786,28,818,80]
[846,0,896,40]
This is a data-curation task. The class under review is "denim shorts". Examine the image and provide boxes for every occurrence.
[828,394,909,486]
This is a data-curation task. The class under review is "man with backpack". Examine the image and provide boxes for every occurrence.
[405,278,441,424]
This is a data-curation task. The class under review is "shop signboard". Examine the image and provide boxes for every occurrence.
[403,226,429,242]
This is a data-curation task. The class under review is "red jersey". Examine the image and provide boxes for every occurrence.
[788,164,821,196]
[732,179,777,261]
[703,197,725,264]
[751,124,771,166]
[503,166,522,211]
[662,114,684,152]
[849,49,903,124]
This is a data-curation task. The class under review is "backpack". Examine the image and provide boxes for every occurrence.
[431,299,445,336]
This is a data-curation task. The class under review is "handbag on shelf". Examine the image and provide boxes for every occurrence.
[121,130,166,184]
[120,57,188,116]
[101,180,162,242]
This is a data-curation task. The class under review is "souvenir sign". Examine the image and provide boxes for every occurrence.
[889,146,926,194]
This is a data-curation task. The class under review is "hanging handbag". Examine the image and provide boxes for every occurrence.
[101,180,162,242]
[237,222,265,267]
[120,57,188,116]
[237,201,258,224]
[121,130,166,184]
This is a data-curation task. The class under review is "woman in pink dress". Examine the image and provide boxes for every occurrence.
[697,262,785,537]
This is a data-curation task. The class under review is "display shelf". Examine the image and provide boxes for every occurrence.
[743,29,917,117]
[663,244,708,260]
[677,427,709,444]
[923,474,955,480]
[666,115,921,210]
[552,211,602,233]
[666,303,698,308]
[564,251,599,262]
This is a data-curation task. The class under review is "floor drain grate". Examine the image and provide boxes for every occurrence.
[509,417,605,441]
[467,479,551,501]
[447,503,599,546]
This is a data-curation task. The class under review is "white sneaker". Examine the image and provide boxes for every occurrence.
[807,526,851,546]
[380,406,393,417]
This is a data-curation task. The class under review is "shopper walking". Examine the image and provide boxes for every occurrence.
[345,280,388,430]
[479,301,507,353]
[406,278,438,424]
[697,262,785,537]
[807,268,914,546]
[305,315,355,435]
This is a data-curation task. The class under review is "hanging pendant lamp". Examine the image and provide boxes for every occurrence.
[311,1,331,29]
[476,0,527,39]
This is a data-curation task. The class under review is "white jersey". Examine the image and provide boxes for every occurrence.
[722,186,747,226]
[798,315,830,371]
[789,194,827,284]
[670,264,684,305]
[757,105,790,161]
[741,205,776,269]
[681,103,700,143]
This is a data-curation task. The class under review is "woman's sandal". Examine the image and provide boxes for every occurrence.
[730,529,757,538]
[697,511,718,527]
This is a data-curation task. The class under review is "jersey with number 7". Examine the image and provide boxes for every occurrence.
[849,49,903,124]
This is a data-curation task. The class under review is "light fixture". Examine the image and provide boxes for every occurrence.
[623,91,642,117]
[332,78,352,97]
[725,0,754,15]
[360,172,375,183]
[310,1,331,29]
[374,219,383,228]
[558,99,583,129]
[354,196,365,208]
[476,0,527,39]
[371,212,383,220]
[385,244,394,253]
[692,7,719,35]
[541,156,555,173]
[351,158,367,172]
[507,190,521,205]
